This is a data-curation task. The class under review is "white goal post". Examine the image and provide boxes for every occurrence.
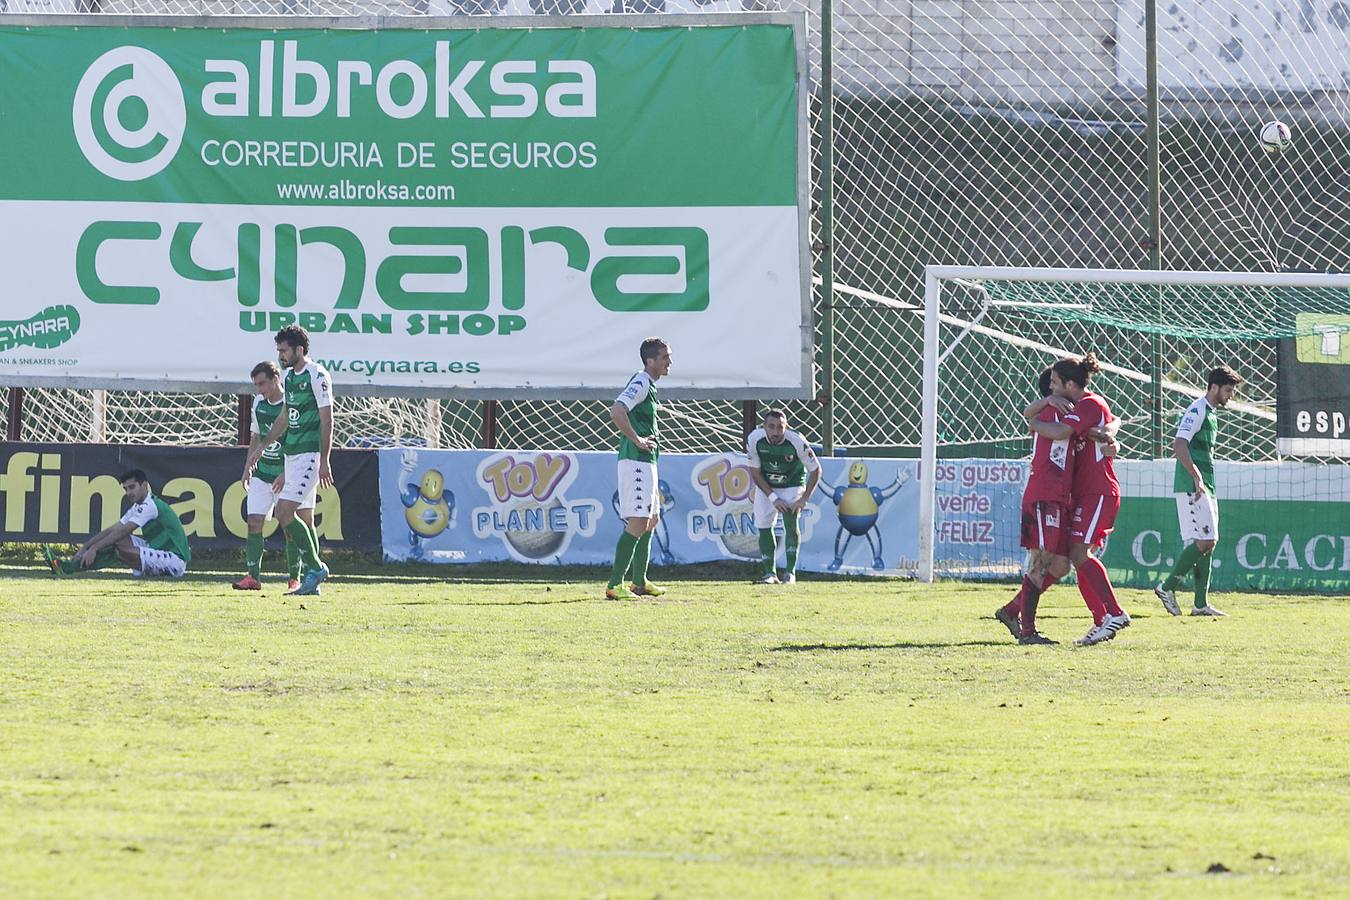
[917,265,1350,583]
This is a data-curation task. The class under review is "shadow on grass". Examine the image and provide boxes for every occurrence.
[402,598,589,607]
[772,640,1008,652]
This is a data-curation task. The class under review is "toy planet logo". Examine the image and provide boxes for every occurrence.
[471,452,601,563]
[687,454,761,560]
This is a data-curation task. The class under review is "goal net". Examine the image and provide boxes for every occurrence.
[918,266,1350,589]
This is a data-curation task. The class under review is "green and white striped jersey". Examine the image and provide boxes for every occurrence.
[615,371,659,463]
[747,427,820,488]
[1174,396,1217,493]
[121,492,192,563]
[282,362,333,457]
[251,395,285,482]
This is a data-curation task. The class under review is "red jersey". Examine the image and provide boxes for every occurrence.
[1064,392,1120,498]
[1024,406,1074,505]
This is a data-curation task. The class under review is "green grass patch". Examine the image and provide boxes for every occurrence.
[3,562,1348,896]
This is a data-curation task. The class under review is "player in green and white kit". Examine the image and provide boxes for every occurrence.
[605,337,672,601]
[1155,365,1244,617]
[231,360,316,592]
[747,409,821,584]
[43,469,191,578]
[247,325,332,597]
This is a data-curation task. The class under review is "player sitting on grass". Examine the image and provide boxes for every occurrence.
[747,408,821,584]
[43,469,191,579]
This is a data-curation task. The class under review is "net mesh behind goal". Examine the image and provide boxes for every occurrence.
[924,270,1350,581]
[4,0,1349,463]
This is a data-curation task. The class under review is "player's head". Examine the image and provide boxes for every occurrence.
[1207,365,1244,407]
[1050,352,1103,399]
[1036,367,1054,398]
[251,360,281,395]
[119,469,150,504]
[639,337,672,378]
[275,325,310,368]
[762,408,788,443]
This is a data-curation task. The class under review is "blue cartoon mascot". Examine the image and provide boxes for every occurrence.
[399,449,455,560]
[825,461,911,570]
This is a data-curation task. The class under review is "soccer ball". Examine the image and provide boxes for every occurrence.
[1260,120,1292,153]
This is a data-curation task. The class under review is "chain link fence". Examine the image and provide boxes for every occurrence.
[4,0,1348,463]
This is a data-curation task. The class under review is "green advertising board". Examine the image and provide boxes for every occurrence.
[1105,461,1350,592]
[0,16,809,397]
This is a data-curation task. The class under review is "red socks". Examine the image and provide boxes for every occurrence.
[1005,571,1063,618]
[1074,556,1120,623]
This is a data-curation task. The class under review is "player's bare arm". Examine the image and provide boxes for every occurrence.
[611,403,653,453]
[318,405,334,488]
[241,432,262,489]
[794,467,822,512]
[1025,395,1073,418]
[1174,436,1206,499]
[749,466,777,498]
[75,521,137,566]
[246,412,288,475]
[1027,418,1073,441]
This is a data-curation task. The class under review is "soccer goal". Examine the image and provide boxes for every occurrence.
[917,265,1350,589]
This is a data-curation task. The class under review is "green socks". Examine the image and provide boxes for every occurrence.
[1163,542,1203,590]
[285,536,302,581]
[630,531,653,586]
[285,518,322,572]
[61,546,119,574]
[245,532,264,580]
[759,514,801,577]
[783,511,800,576]
[609,531,639,589]
[1194,552,1212,609]
[758,528,778,577]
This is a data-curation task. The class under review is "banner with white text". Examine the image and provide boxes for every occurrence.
[0,19,807,396]
[1103,460,1350,592]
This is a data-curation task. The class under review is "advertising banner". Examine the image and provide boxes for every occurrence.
[0,443,381,551]
[379,449,920,574]
[932,458,1026,578]
[1277,317,1350,456]
[1103,459,1350,592]
[0,18,807,396]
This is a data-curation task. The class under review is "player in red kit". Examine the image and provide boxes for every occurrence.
[997,366,1118,645]
[1027,353,1130,646]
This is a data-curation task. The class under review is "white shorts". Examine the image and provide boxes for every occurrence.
[279,452,321,507]
[1176,491,1219,543]
[247,475,315,518]
[130,535,187,578]
[616,460,659,519]
[753,485,806,529]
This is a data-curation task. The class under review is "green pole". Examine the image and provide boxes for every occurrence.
[819,0,836,455]
[1145,0,1165,458]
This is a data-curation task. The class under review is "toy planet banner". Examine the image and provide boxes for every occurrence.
[378,449,923,575]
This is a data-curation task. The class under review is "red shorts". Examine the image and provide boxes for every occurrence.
[1070,493,1120,549]
[1020,499,1070,556]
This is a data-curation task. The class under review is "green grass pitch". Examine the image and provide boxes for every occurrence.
[3,561,1348,896]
